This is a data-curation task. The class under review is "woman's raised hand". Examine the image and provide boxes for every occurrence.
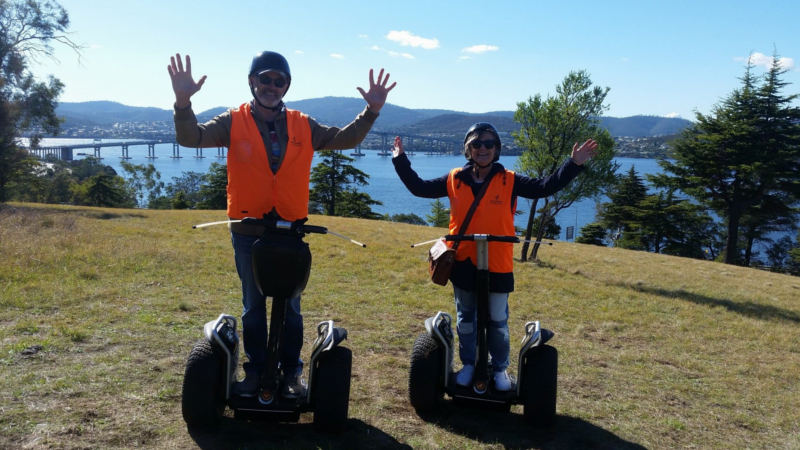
[392,136,404,157]
[571,139,599,165]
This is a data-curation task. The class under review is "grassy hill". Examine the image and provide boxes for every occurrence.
[1,203,797,448]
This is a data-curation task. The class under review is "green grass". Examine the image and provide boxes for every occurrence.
[1,202,798,448]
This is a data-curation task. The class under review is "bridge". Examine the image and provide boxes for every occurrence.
[24,131,460,161]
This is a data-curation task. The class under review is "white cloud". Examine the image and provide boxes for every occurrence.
[665,112,680,118]
[358,34,368,39]
[458,55,472,61]
[330,53,345,60]
[386,30,439,49]
[736,52,795,70]
[462,44,499,54]
[388,51,415,60]
[620,57,630,63]
[370,45,382,51]
[294,50,304,55]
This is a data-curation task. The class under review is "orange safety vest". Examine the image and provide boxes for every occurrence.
[227,103,314,220]
[446,168,517,273]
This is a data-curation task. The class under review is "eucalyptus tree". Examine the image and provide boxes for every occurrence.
[0,0,80,201]
[513,70,618,261]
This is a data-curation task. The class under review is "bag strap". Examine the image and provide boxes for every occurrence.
[452,170,496,251]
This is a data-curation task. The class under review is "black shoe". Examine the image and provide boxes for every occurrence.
[233,372,259,397]
[281,371,307,399]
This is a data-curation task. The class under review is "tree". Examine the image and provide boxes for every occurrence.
[171,190,190,209]
[654,55,800,265]
[426,198,449,228]
[513,70,618,261]
[121,161,164,208]
[80,173,129,207]
[196,162,227,209]
[336,189,382,219]
[165,171,204,208]
[597,166,648,247]
[309,150,381,218]
[388,213,427,225]
[788,231,800,275]
[575,223,607,246]
[0,0,79,202]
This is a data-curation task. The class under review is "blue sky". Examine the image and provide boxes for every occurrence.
[31,0,800,119]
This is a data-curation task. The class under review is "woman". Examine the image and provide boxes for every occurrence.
[392,123,597,391]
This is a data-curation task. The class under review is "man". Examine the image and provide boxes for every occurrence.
[168,51,395,398]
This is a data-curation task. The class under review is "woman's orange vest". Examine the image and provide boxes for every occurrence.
[227,103,314,220]
[446,168,516,273]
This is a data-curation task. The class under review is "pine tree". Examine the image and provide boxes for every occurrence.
[597,166,647,247]
[426,198,449,228]
[654,55,800,265]
[309,150,381,218]
[575,223,606,246]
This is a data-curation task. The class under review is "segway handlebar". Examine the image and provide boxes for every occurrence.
[444,234,520,243]
[192,217,366,247]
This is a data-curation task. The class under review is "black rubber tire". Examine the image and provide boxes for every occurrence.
[408,333,444,413]
[181,339,226,429]
[312,346,352,433]
[521,344,558,427]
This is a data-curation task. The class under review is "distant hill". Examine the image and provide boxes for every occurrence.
[599,115,692,137]
[55,99,693,138]
[56,101,173,126]
[398,113,518,136]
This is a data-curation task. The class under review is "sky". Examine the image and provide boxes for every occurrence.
[29,0,800,120]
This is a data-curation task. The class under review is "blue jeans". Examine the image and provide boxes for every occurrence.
[232,232,303,377]
[453,285,510,372]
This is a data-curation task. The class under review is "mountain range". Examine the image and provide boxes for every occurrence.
[55,98,693,138]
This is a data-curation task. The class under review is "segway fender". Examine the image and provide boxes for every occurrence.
[202,314,239,400]
[516,321,555,398]
[424,311,454,389]
[307,320,349,403]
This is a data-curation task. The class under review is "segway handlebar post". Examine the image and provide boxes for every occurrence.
[192,218,365,247]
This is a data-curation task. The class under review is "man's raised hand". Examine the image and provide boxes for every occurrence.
[168,53,207,108]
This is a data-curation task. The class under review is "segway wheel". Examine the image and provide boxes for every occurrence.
[181,339,226,429]
[521,344,558,427]
[408,333,444,413]
[312,346,352,433]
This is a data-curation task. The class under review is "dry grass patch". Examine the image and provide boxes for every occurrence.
[1,203,798,448]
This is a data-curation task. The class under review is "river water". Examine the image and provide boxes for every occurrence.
[32,138,668,240]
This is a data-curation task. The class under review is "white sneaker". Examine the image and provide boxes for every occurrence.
[455,364,475,387]
[493,370,512,391]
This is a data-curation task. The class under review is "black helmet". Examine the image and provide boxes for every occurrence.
[249,51,291,88]
[463,122,501,161]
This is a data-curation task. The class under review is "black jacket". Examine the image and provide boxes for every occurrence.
[392,154,583,292]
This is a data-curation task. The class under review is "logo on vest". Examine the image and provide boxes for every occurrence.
[290,137,303,147]
[489,194,504,205]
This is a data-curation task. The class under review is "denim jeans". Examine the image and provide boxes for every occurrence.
[453,285,510,372]
[232,232,303,377]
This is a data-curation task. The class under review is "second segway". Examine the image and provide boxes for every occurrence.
[408,234,558,426]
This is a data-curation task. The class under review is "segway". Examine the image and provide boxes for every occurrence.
[408,234,558,426]
[181,216,363,432]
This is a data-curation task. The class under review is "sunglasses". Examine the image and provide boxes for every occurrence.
[470,139,498,150]
[257,73,287,88]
